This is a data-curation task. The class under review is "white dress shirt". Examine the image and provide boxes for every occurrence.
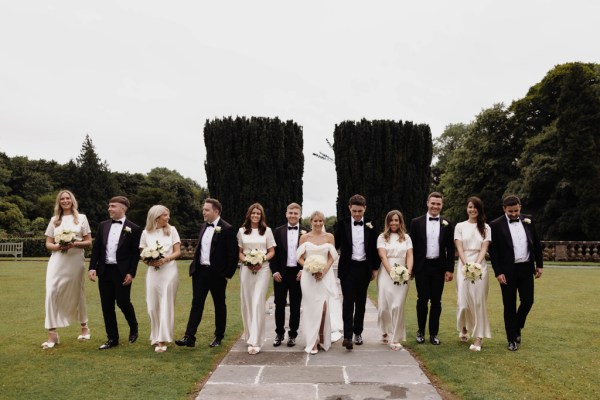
[105,217,125,264]
[200,217,220,266]
[351,219,366,261]
[286,225,300,267]
[507,215,530,263]
[425,213,441,259]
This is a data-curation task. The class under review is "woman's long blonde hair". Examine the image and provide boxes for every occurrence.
[53,190,80,227]
[382,210,407,242]
[145,205,171,235]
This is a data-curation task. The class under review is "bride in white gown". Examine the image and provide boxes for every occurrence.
[296,211,343,354]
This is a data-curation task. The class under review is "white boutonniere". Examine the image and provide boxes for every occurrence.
[441,220,449,227]
[300,230,307,235]
[523,218,531,224]
[123,226,132,234]
[366,222,373,229]
[215,226,222,233]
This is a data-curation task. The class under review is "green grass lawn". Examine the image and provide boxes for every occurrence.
[368,265,600,400]
[0,260,243,400]
[1,260,599,399]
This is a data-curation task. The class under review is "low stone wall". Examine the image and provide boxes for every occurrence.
[541,241,600,262]
[179,239,600,262]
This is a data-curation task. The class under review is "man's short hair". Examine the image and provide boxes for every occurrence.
[427,191,443,201]
[348,194,367,207]
[287,202,302,211]
[502,195,521,207]
[110,196,130,209]
[204,198,222,214]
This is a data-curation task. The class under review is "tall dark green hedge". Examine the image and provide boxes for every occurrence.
[204,116,304,229]
[333,119,432,228]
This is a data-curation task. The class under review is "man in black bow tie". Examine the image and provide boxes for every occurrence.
[409,192,455,346]
[489,195,543,351]
[334,194,379,350]
[270,203,306,347]
[89,196,142,350]
[176,198,238,348]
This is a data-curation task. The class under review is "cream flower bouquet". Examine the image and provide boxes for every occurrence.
[462,262,483,283]
[390,263,410,285]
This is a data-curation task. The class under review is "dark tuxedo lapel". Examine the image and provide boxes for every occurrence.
[195,223,208,259]
[419,216,427,247]
[499,218,514,251]
[102,221,111,249]
[210,221,221,258]
[281,227,289,261]
[344,218,352,248]
[521,217,535,249]
[437,218,448,248]
[117,220,132,249]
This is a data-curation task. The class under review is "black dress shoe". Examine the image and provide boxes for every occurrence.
[287,337,296,347]
[342,338,354,350]
[273,335,283,347]
[175,335,196,347]
[354,334,363,345]
[416,331,425,344]
[430,336,441,345]
[209,337,221,347]
[129,331,138,344]
[99,339,119,350]
[508,341,519,351]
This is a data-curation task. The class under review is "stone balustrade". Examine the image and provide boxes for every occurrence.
[178,239,600,262]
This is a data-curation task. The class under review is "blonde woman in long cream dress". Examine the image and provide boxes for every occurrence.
[42,190,92,349]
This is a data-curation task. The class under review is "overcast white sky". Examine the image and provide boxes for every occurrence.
[1,1,598,216]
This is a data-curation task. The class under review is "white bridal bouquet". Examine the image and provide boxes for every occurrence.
[462,262,483,283]
[141,240,166,270]
[243,249,267,274]
[303,255,326,276]
[389,263,410,285]
[55,229,77,253]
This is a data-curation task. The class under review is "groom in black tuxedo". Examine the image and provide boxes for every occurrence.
[89,196,142,350]
[409,192,455,345]
[335,194,379,350]
[176,198,238,348]
[270,202,306,347]
[489,195,543,351]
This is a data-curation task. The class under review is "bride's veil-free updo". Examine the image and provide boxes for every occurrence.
[308,210,326,231]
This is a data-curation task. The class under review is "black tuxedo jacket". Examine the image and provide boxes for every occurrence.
[270,224,307,276]
[334,217,379,280]
[89,219,142,278]
[189,218,238,279]
[409,215,455,274]
[489,214,543,276]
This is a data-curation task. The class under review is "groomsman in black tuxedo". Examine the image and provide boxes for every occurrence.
[334,194,379,350]
[409,192,455,345]
[89,196,142,350]
[176,198,238,348]
[270,203,306,347]
[489,195,543,351]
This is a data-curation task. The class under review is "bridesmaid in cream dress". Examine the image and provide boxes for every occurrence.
[376,210,413,350]
[296,211,341,354]
[237,203,276,355]
[455,196,492,351]
[42,190,92,349]
[139,205,181,353]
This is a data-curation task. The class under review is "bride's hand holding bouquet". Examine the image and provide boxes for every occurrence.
[303,255,327,281]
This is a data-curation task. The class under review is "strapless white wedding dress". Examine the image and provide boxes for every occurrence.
[297,242,343,353]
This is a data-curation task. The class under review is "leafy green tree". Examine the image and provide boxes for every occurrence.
[509,63,600,239]
[0,200,27,234]
[204,116,304,228]
[439,104,517,223]
[431,123,470,189]
[333,119,432,227]
[73,135,118,230]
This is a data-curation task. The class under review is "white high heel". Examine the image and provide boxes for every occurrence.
[42,331,60,349]
[155,345,167,353]
[77,325,91,340]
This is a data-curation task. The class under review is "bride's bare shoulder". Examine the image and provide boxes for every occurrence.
[325,233,335,243]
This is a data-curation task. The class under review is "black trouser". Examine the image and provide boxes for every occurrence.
[273,266,302,338]
[185,266,228,340]
[340,260,371,339]
[500,262,535,342]
[98,265,137,342]
[415,258,446,336]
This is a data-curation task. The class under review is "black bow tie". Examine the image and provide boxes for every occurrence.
[206,223,215,227]
[429,217,439,221]
[288,226,298,230]
[112,220,122,224]
[354,221,364,226]
[509,219,520,223]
